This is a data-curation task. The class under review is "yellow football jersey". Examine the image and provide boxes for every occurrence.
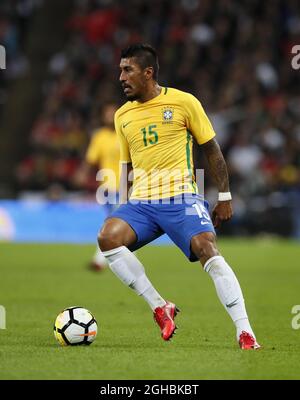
[86,127,120,191]
[114,87,216,199]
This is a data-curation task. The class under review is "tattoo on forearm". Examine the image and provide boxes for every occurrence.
[201,138,230,192]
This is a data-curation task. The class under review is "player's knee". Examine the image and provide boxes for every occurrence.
[98,224,123,252]
[191,232,219,265]
[98,218,137,252]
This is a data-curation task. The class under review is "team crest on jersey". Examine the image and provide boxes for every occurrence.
[162,107,174,124]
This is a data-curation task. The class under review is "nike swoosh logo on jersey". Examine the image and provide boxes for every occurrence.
[200,221,210,225]
[122,121,132,128]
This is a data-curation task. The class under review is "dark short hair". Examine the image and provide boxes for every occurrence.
[121,44,159,81]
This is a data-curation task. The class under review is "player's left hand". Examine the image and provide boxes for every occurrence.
[212,201,233,228]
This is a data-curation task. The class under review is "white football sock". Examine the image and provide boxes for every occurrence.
[93,247,108,267]
[204,255,256,341]
[102,246,166,311]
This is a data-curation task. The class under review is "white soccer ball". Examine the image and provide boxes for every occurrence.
[54,306,98,346]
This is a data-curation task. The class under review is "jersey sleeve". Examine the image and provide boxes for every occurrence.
[114,112,131,163]
[86,133,102,166]
[184,94,216,145]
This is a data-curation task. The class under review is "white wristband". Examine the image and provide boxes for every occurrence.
[218,192,232,201]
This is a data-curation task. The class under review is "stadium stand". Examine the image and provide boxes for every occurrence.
[1,0,299,237]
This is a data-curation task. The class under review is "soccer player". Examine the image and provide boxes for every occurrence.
[75,103,120,271]
[98,44,260,349]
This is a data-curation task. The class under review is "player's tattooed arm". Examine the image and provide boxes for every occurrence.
[119,162,133,203]
[201,138,233,227]
[201,138,229,192]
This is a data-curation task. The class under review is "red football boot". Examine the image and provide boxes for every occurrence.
[239,331,261,350]
[153,301,179,341]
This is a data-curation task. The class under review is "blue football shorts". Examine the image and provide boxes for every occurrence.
[108,193,216,262]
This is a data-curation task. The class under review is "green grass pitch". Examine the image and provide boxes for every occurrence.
[0,239,300,380]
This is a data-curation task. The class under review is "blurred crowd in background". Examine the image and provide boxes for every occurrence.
[0,0,43,117]
[1,0,300,237]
